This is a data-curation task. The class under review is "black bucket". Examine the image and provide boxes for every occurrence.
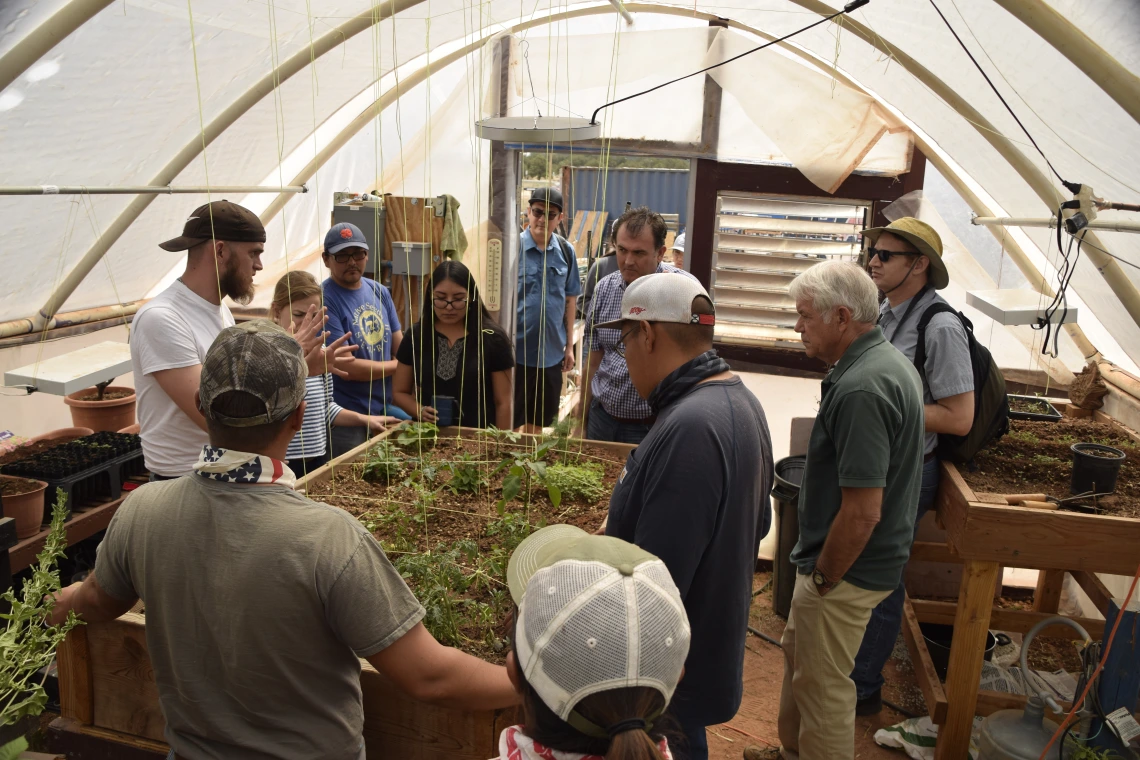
[920,622,1000,681]
[1070,443,1126,495]
[772,456,806,619]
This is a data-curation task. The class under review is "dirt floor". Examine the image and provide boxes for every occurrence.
[963,417,1139,518]
[708,572,916,759]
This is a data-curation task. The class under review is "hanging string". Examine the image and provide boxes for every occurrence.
[184,0,222,307]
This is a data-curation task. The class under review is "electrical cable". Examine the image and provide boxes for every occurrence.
[588,0,870,124]
[926,0,1080,196]
[1074,237,1140,272]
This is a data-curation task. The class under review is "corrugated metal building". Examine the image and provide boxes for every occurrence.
[561,167,689,236]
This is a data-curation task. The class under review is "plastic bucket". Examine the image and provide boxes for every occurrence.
[1070,443,1126,495]
[772,456,806,619]
[920,622,999,681]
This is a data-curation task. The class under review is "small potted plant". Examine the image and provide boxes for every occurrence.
[63,383,136,432]
[0,490,83,757]
[0,476,48,539]
[1070,442,1127,496]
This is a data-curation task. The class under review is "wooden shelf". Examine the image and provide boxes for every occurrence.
[10,496,125,573]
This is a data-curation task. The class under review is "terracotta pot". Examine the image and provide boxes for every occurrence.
[25,426,94,445]
[0,475,49,539]
[63,386,136,433]
[117,423,140,434]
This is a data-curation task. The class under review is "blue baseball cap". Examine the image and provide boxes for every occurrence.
[324,223,369,255]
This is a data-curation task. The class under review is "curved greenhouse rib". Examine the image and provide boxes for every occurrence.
[0,0,113,94]
[780,0,1140,336]
[991,0,1140,127]
[26,0,427,333]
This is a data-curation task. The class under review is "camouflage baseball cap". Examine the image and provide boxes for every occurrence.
[198,319,307,427]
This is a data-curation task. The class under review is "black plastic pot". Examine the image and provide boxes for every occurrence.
[1070,442,1126,495]
[921,622,1004,681]
[771,456,806,619]
[1007,394,1062,422]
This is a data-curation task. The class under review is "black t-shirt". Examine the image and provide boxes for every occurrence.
[395,322,515,428]
[606,377,774,727]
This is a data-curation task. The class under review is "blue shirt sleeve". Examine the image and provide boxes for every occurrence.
[379,283,402,335]
[322,286,350,343]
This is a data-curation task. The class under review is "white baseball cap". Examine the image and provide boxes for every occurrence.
[670,231,685,252]
[507,525,691,739]
[594,272,715,330]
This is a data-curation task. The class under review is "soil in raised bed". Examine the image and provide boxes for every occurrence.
[1009,397,1056,415]
[0,436,83,466]
[0,476,43,497]
[962,418,1139,518]
[305,434,626,661]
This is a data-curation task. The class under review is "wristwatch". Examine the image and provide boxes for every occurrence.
[812,569,837,596]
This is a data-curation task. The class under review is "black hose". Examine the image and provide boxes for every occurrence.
[747,625,782,649]
[882,698,918,719]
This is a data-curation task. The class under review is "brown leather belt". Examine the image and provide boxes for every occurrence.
[608,413,657,425]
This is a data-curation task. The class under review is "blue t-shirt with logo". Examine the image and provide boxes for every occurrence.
[322,277,402,415]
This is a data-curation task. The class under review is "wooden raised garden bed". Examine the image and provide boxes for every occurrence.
[900,410,1140,760]
[56,425,635,759]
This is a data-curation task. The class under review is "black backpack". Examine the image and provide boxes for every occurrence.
[914,303,1009,465]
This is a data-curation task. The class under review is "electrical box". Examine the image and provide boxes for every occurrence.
[332,192,385,278]
[966,289,1079,327]
[391,241,433,277]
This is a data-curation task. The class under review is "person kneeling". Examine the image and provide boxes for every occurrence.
[498,524,691,760]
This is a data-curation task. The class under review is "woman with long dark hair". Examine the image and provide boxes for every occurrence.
[392,260,514,429]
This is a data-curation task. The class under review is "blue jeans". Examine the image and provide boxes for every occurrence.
[850,456,941,699]
[677,721,708,760]
[586,400,653,444]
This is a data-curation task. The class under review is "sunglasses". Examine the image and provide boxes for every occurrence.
[614,324,639,358]
[329,250,368,264]
[530,206,560,220]
[865,246,919,264]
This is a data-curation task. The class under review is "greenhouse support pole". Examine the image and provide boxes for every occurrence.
[991,0,1140,127]
[784,0,1140,338]
[488,35,518,344]
[0,0,114,94]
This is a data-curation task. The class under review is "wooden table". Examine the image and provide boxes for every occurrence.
[902,427,1140,759]
[9,496,125,573]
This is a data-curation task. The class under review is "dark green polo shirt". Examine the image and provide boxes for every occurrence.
[790,327,924,591]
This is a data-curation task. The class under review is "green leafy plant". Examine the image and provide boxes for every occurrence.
[0,490,82,756]
[478,426,522,446]
[541,462,606,503]
[1063,737,1121,760]
[447,454,487,494]
[361,440,405,483]
[396,421,439,449]
[495,440,560,514]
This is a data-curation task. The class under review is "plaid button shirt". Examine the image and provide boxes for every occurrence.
[585,263,699,419]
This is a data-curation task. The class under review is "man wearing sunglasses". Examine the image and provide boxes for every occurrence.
[851,216,974,717]
[322,223,412,457]
[515,187,581,432]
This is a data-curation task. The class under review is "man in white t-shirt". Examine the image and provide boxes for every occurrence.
[131,201,268,479]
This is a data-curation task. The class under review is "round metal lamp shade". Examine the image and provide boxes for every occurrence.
[474,116,601,142]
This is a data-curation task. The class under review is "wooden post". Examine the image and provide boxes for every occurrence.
[1033,569,1066,613]
[1091,597,1140,755]
[57,627,94,725]
[934,559,1000,760]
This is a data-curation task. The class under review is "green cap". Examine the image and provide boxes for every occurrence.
[198,319,307,428]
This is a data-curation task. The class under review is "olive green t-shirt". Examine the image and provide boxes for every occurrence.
[95,474,425,760]
[790,327,924,591]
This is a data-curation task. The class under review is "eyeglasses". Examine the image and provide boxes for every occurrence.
[614,324,639,358]
[865,246,918,264]
[329,250,368,264]
[530,206,560,220]
[433,296,468,309]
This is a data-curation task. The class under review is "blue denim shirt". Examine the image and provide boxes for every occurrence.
[516,229,581,368]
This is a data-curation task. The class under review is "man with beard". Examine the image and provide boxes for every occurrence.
[131,201,269,479]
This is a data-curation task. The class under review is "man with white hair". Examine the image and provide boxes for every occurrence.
[746,261,923,760]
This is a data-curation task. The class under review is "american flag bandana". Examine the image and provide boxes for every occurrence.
[193,445,296,488]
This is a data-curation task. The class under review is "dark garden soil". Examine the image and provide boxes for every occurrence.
[1009,397,1056,415]
[961,418,1140,518]
[0,437,82,466]
[305,432,626,661]
[75,388,134,401]
[0,475,43,497]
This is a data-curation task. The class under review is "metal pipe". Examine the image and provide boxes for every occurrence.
[990,0,1140,128]
[784,0,1140,340]
[0,302,138,340]
[607,0,635,25]
[0,185,307,196]
[0,0,114,94]
[973,216,1140,233]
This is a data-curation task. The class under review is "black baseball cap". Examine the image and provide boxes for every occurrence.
[159,200,267,252]
[529,187,564,212]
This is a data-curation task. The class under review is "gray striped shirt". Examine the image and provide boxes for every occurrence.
[286,375,345,460]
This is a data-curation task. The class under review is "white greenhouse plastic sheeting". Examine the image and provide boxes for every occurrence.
[0,0,1138,373]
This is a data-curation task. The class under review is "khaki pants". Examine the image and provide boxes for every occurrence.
[778,573,892,760]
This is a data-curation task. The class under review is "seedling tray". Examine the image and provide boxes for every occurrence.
[1007,394,1063,422]
[0,432,143,513]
